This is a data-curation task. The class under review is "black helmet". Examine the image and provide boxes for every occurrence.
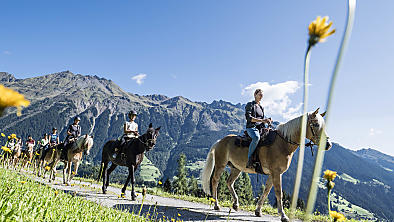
[52,127,57,131]
[44,133,48,136]
[128,110,137,116]
[74,117,81,121]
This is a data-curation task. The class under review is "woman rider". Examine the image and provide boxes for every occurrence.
[245,89,272,168]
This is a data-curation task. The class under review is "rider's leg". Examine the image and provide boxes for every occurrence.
[246,127,260,168]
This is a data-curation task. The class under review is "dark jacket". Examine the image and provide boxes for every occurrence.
[245,101,265,129]
[66,124,81,141]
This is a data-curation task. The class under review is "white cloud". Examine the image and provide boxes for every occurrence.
[369,128,382,136]
[131,73,147,85]
[3,51,11,55]
[242,81,301,120]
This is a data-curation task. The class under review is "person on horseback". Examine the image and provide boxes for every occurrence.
[62,117,81,158]
[25,135,36,150]
[49,128,59,147]
[38,133,49,150]
[116,110,139,158]
[245,89,272,168]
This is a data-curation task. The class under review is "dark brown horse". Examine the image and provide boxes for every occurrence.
[98,123,160,200]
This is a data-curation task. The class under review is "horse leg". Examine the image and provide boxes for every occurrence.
[63,161,68,184]
[227,166,241,211]
[272,173,289,222]
[212,165,225,210]
[104,164,117,193]
[255,175,273,217]
[129,165,137,201]
[66,161,73,185]
[70,161,79,181]
[121,167,133,197]
[101,162,109,194]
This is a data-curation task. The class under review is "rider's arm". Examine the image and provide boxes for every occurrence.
[57,137,60,144]
[124,123,132,134]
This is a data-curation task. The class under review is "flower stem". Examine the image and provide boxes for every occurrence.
[306,0,356,217]
[328,188,332,214]
[290,44,312,216]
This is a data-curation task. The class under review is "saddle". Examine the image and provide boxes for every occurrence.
[234,128,277,174]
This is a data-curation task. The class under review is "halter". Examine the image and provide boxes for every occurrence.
[137,136,155,149]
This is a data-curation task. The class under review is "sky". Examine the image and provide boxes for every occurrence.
[0,0,393,156]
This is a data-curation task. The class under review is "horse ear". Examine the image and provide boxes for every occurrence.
[149,123,153,128]
[312,108,320,116]
[155,126,161,131]
[321,111,326,117]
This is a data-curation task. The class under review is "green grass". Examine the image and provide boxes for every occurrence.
[0,167,172,222]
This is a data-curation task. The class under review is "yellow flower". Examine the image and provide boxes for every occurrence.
[1,146,11,153]
[329,211,346,221]
[209,198,216,203]
[323,170,337,181]
[70,184,75,187]
[308,16,336,46]
[54,190,59,196]
[158,181,162,185]
[45,166,51,171]
[177,213,181,217]
[72,171,76,175]
[35,152,40,156]
[1,133,5,137]
[171,219,175,222]
[0,84,30,116]
[8,136,10,139]
[11,134,17,139]
[20,181,26,184]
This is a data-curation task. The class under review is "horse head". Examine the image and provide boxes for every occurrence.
[307,108,332,150]
[81,134,94,155]
[141,123,161,151]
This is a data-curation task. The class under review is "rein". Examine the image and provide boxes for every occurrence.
[276,121,318,156]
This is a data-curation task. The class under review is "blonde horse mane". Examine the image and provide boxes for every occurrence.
[72,135,93,152]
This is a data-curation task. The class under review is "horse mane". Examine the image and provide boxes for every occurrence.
[73,135,93,151]
[276,115,303,142]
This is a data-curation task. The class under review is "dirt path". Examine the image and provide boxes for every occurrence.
[31,173,295,222]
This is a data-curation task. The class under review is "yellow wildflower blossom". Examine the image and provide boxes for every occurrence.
[45,166,51,171]
[329,211,346,221]
[35,152,40,156]
[72,171,76,175]
[308,16,336,46]
[0,84,30,116]
[158,181,162,185]
[11,134,16,139]
[209,198,216,203]
[2,146,11,153]
[177,213,181,217]
[1,133,5,137]
[55,190,59,196]
[323,170,337,181]
[20,181,26,184]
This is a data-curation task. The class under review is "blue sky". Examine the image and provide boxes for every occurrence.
[1,1,393,156]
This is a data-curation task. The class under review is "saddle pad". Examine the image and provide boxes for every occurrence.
[234,130,277,147]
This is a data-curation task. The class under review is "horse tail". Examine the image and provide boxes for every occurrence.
[201,140,219,196]
[97,162,104,181]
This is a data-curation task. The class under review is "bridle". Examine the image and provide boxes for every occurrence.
[137,133,156,150]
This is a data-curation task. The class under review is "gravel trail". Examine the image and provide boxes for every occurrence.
[31,173,297,222]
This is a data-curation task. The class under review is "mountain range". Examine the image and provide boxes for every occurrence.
[1,71,392,221]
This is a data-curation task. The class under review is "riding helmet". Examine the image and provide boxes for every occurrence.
[128,110,138,116]
[74,116,81,121]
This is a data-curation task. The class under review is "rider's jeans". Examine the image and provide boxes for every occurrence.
[246,127,260,160]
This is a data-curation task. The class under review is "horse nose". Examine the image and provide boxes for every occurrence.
[326,140,332,150]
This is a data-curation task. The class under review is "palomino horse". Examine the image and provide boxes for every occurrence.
[201,108,332,222]
[48,135,93,184]
[98,123,160,200]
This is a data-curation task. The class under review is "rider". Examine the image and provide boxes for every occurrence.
[117,110,139,157]
[245,89,272,168]
[25,135,36,148]
[48,127,60,147]
[39,133,49,150]
[62,117,81,158]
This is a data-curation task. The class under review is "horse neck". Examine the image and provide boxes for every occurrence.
[134,136,147,154]
[277,116,303,154]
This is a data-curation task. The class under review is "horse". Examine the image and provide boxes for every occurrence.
[201,108,332,222]
[21,142,35,168]
[10,141,22,169]
[37,145,58,179]
[47,135,94,184]
[98,123,160,200]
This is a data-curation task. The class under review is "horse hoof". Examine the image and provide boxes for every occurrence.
[281,216,290,222]
[102,188,107,194]
[214,205,220,211]
[232,203,239,211]
[255,210,262,217]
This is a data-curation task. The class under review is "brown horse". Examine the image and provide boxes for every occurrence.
[21,142,35,168]
[37,146,58,179]
[10,140,22,168]
[48,135,93,184]
[201,108,332,222]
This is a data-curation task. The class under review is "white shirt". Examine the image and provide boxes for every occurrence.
[125,121,138,138]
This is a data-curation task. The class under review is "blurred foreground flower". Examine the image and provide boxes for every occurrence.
[1,133,5,137]
[308,16,336,46]
[0,84,30,116]
[323,170,337,181]
[2,146,11,153]
[11,134,17,139]
[330,211,346,221]
[45,166,51,171]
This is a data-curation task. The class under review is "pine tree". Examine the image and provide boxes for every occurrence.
[172,153,188,195]
[188,176,199,196]
[235,172,254,205]
[217,170,230,201]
